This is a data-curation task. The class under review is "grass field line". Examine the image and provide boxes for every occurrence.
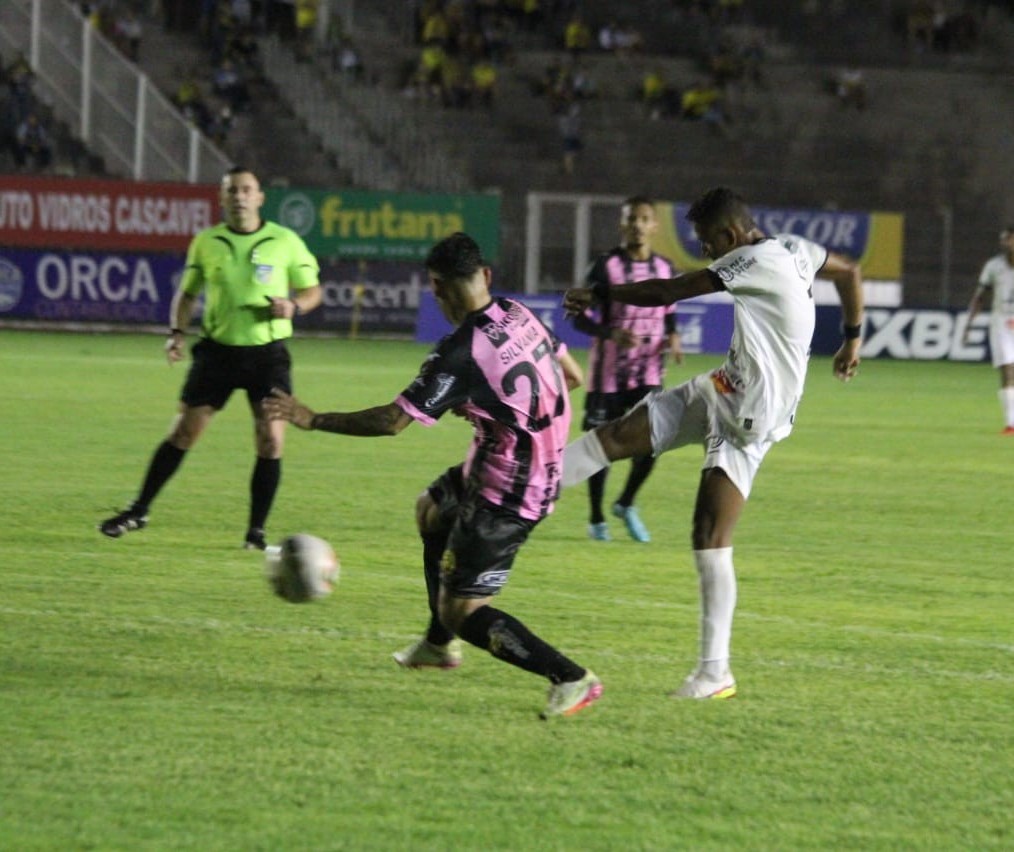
[3,604,1013,670]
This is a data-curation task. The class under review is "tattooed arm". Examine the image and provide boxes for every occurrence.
[263,389,414,436]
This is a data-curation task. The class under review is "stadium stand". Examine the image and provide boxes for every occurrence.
[133,8,341,187]
[298,0,1014,305]
[6,0,1014,306]
[0,48,102,177]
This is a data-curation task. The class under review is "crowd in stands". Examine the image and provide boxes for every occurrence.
[69,0,1002,184]
[390,0,769,166]
[627,5,765,135]
[401,1,518,108]
[162,0,272,146]
[826,66,867,111]
[1,53,56,172]
[900,1,980,54]
[79,2,145,63]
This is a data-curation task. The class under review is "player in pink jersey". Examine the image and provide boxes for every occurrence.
[264,233,603,719]
[571,196,683,543]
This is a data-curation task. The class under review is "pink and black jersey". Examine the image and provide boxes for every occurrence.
[581,249,678,393]
[395,297,572,522]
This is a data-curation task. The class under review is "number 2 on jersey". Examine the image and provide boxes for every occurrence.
[501,340,565,432]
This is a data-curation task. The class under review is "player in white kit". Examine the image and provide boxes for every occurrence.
[562,187,864,699]
[961,226,1014,434]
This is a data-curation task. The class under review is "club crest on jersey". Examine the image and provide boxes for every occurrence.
[254,264,274,285]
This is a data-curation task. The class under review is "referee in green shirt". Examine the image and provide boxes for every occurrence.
[99,166,322,550]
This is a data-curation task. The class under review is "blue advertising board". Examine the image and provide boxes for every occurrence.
[416,296,989,363]
[415,291,736,354]
[0,250,428,334]
[0,247,182,324]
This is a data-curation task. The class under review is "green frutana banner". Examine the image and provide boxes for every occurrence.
[263,187,500,263]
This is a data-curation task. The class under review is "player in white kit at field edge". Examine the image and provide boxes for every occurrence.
[961,226,1014,434]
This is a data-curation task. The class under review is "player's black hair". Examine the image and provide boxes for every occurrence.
[426,232,486,282]
[226,164,258,179]
[623,194,656,210]
[687,187,755,231]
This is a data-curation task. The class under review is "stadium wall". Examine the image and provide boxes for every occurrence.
[415,292,990,363]
[0,176,989,361]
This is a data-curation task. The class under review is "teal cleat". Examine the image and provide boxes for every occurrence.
[612,503,650,542]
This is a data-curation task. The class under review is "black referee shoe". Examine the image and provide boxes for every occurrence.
[244,527,267,551]
[99,507,148,538]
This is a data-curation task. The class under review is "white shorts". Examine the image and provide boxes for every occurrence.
[643,375,773,499]
[989,316,1014,368]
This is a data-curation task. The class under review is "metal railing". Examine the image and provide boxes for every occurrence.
[0,0,230,182]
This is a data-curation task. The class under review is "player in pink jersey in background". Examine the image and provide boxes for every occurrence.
[571,196,683,543]
[265,233,603,719]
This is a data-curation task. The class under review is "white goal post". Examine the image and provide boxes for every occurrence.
[524,191,626,295]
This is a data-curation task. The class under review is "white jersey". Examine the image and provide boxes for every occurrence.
[978,254,1014,367]
[706,234,826,445]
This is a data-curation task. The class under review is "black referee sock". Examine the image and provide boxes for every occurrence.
[457,606,585,684]
[421,532,454,646]
[135,440,186,512]
[249,457,280,531]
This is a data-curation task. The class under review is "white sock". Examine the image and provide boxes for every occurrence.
[694,547,736,679]
[999,387,1014,427]
[562,431,610,487]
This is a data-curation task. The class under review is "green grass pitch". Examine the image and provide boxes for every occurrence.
[1,330,1011,850]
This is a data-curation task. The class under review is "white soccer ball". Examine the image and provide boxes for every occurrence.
[265,533,340,603]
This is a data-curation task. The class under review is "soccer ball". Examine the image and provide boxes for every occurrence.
[265,533,340,603]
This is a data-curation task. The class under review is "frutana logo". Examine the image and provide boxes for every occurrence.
[318,195,464,241]
[0,256,24,312]
[277,193,316,236]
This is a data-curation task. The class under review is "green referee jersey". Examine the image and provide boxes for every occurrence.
[180,220,320,345]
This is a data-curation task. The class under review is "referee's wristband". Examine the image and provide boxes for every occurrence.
[842,323,862,340]
[290,299,301,316]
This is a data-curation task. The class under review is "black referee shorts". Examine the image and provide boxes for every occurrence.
[180,338,292,410]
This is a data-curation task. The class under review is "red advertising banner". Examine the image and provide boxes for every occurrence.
[0,175,219,252]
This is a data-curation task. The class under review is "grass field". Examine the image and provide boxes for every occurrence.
[2,329,1012,851]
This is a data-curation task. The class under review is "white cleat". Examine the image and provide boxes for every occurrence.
[670,669,737,700]
[392,637,463,670]
[541,670,604,719]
